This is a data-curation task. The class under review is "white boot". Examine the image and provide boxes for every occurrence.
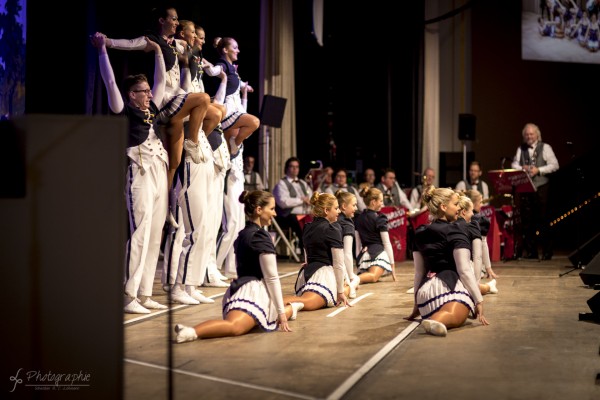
[174,324,198,343]
[183,139,204,163]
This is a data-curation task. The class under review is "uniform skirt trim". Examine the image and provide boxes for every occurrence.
[294,266,337,308]
[357,251,392,274]
[416,276,475,319]
[222,279,279,331]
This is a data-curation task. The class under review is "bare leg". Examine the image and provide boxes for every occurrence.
[429,301,470,330]
[193,310,256,339]
[203,104,223,138]
[166,129,184,191]
[283,291,326,311]
[223,113,260,152]
[171,92,210,143]
[358,265,385,284]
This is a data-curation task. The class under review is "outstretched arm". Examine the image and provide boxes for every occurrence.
[404,251,425,321]
[343,236,355,279]
[472,238,483,284]
[259,253,291,332]
[332,248,350,307]
[380,231,396,281]
[105,35,147,51]
[454,248,488,325]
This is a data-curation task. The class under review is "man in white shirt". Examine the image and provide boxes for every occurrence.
[376,168,412,210]
[455,161,490,201]
[410,167,435,210]
[243,155,265,192]
[511,122,559,260]
[272,157,313,250]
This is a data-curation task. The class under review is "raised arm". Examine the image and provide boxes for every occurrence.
[91,32,124,114]
[138,37,167,106]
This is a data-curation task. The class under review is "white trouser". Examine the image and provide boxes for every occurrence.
[124,156,168,298]
[161,205,185,286]
[216,154,246,276]
[205,144,228,281]
[176,136,214,286]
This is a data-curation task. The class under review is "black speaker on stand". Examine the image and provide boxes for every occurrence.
[458,113,476,141]
[458,114,476,183]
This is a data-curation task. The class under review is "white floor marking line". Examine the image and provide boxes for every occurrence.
[125,271,300,326]
[280,271,299,279]
[325,321,421,400]
[124,294,226,325]
[125,358,318,400]
[326,293,374,317]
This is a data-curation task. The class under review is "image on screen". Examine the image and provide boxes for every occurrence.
[522,0,600,64]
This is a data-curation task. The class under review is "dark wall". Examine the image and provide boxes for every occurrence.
[294,2,423,186]
[471,1,600,250]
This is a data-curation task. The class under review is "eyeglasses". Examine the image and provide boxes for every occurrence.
[132,89,152,95]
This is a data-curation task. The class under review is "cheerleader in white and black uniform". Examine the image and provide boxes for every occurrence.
[91,33,168,314]
[464,189,498,280]
[405,187,488,337]
[174,191,304,343]
[282,192,351,311]
[207,36,260,154]
[354,187,397,284]
[161,20,227,304]
[334,190,361,299]
[102,6,222,192]
[456,195,498,296]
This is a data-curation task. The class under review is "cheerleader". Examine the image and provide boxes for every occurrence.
[456,194,498,296]
[405,187,489,336]
[175,191,304,343]
[283,192,352,311]
[334,190,361,299]
[354,187,397,284]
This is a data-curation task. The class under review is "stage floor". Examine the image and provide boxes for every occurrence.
[124,253,600,400]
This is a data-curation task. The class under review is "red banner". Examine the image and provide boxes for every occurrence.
[480,205,501,262]
[380,206,408,262]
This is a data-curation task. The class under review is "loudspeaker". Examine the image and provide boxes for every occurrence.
[580,251,600,287]
[458,113,476,141]
[259,95,287,128]
[569,231,600,267]
[587,290,600,316]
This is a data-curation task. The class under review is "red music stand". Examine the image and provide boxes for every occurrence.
[488,169,536,196]
[488,169,535,260]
